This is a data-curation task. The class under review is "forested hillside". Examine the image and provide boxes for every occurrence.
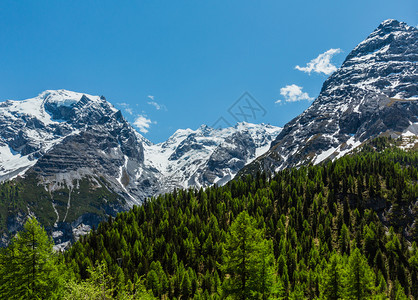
[59,137,418,299]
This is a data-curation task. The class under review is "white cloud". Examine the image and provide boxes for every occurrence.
[276,84,313,103]
[295,48,341,75]
[134,115,156,134]
[148,101,162,110]
[116,102,134,115]
[147,95,167,111]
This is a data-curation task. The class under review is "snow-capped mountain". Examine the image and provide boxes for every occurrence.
[0,90,159,204]
[144,123,281,193]
[241,19,417,175]
[0,89,280,246]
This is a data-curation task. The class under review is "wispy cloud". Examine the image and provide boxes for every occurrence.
[276,84,313,103]
[295,48,341,75]
[133,115,156,134]
[116,102,134,115]
[147,95,167,111]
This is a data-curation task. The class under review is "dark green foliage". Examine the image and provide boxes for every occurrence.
[344,248,376,299]
[320,253,343,300]
[0,217,154,299]
[57,138,416,298]
[220,211,280,299]
[0,217,68,299]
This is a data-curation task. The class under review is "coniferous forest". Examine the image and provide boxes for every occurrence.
[1,137,417,299]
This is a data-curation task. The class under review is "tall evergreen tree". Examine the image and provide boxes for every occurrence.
[320,252,343,300]
[220,211,279,299]
[0,217,67,299]
[344,248,376,299]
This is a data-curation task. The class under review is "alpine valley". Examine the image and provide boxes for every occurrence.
[0,19,417,251]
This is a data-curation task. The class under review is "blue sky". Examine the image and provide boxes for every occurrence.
[0,1,416,143]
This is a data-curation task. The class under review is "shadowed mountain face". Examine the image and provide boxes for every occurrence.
[240,19,418,176]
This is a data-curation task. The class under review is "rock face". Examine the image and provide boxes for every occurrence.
[241,19,418,175]
[0,90,280,247]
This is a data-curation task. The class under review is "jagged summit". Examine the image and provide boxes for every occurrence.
[378,19,411,31]
[0,90,129,181]
[343,19,416,62]
[320,18,417,101]
[42,89,102,107]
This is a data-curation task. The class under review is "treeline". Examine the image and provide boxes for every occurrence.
[61,137,418,299]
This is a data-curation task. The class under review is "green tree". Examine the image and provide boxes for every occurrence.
[65,261,155,299]
[146,269,160,296]
[65,261,114,299]
[220,211,278,299]
[344,248,376,299]
[0,217,67,299]
[320,253,343,300]
[253,239,283,299]
[181,271,192,298]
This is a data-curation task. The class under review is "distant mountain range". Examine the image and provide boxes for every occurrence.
[0,19,416,248]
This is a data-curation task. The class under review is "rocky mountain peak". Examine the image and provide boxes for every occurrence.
[377,19,408,32]
[242,19,417,176]
[143,122,282,192]
[344,19,416,62]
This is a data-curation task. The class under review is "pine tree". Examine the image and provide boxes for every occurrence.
[344,248,376,299]
[320,252,343,300]
[181,271,192,298]
[220,211,279,299]
[0,217,67,299]
[253,239,283,299]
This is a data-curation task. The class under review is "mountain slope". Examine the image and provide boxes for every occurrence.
[241,19,417,175]
[0,90,161,247]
